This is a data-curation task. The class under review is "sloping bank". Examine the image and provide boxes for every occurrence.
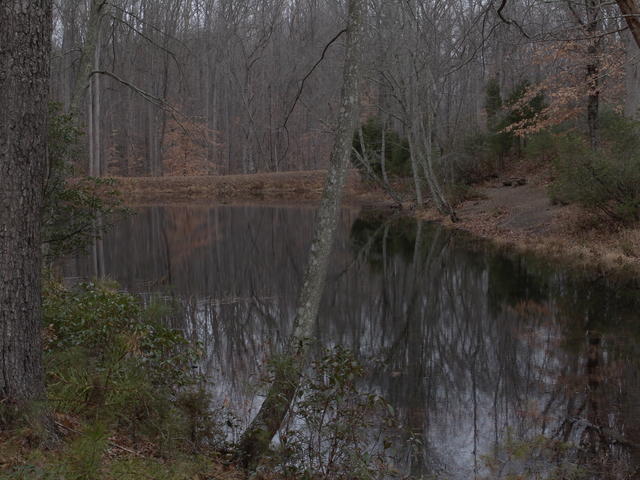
[419,175,640,281]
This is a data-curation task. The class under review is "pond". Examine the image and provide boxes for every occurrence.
[62,205,640,479]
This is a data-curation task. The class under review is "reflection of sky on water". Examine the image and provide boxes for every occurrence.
[63,205,640,479]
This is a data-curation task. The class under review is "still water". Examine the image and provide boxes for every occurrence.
[63,205,640,478]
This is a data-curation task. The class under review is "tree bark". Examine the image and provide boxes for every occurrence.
[617,0,640,49]
[0,0,52,416]
[236,0,365,467]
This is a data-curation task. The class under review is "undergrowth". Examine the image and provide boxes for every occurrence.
[1,280,406,480]
[0,279,230,479]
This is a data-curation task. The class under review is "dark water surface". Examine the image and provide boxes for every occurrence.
[63,205,640,478]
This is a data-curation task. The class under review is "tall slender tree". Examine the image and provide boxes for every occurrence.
[237,0,365,467]
[0,1,52,416]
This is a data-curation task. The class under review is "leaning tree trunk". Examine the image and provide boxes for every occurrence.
[0,0,52,419]
[237,0,365,468]
[418,107,458,221]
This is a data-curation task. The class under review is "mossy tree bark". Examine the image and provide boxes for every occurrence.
[237,0,365,467]
[0,0,52,419]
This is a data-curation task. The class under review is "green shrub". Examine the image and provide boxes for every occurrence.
[59,424,109,480]
[2,282,238,478]
[351,118,412,178]
[455,133,496,182]
[42,279,222,452]
[549,112,640,223]
[523,129,559,161]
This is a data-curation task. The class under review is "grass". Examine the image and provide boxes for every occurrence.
[0,429,241,480]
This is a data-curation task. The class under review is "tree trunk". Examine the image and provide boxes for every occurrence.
[586,0,601,150]
[354,127,403,205]
[616,0,640,49]
[0,0,52,417]
[70,0,107,114]
[236,0,365,467]
[380,118,389,186]
[418,106,457,220]
[623,30,640,119]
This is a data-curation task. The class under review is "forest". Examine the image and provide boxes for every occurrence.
[2,0,640,478]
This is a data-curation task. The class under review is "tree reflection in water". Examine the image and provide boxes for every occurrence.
[63,205,640,479]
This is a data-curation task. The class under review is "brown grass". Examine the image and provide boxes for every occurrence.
[108,169,392,206]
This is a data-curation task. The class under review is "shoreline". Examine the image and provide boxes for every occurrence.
[433,215,640,282]
[108,169,392,206]
[110,170,640,280]
[417,175,640,282]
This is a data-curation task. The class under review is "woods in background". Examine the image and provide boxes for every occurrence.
[51,0,640,181]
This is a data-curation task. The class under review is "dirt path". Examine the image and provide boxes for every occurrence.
[457,182,558,236]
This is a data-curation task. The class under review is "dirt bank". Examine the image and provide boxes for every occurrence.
[421,165,640,278]
[110,170,389,205]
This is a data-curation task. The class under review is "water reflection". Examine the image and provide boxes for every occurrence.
[63,205,640,479]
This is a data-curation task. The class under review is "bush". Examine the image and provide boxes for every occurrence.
[0,279,233,479]
[549,112,640,223]
[43,279,223,452]
[351,118,412,178]
[522,129,559,162]
[271,347,402,479]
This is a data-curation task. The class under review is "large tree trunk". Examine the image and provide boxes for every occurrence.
[0,0,52,417]
[237,0,365,467]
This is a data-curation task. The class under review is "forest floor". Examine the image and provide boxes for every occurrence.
[421,161,640,278]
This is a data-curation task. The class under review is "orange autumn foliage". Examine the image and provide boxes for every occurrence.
[162,116,221,176]
[505,39,625,136]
